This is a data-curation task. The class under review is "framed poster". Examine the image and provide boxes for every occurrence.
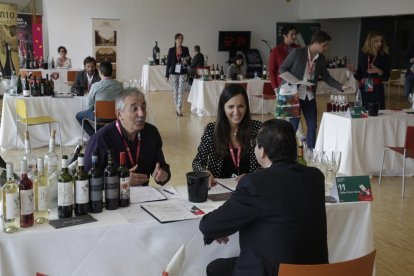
[276,22,321,47]
[92,18,119,79]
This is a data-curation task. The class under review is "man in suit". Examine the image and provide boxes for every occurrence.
[73,56,101,94]
[199,119,328,276]
[279,30,349,149]
[188,45,205,85]
[403,45,414,103]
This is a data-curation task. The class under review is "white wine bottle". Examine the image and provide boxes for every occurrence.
[34,157,49,224]
[45,130,59,209]
[2,163,20,233]
[22,131,37,180]
[58,155,74,218]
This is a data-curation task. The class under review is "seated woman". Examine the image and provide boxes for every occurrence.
[226,54,244,80]
[192,84,262,186]
[56,46,72,68]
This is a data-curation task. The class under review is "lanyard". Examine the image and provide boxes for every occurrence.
[115,120,141,167]
[368,55,376,68]
[228,143,241,174]
[307,55,316,76]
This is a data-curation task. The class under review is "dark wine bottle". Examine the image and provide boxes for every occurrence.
[153,41,160,65]
[19,160,34,228]
[40,78,45,96]
[220,66,224,80]
[4,42,15,79]
[74,153,89,216]
[0,56,4,76]
[118,152,130,207]
[23,75,30,97]
[104,150,119,210]
[31,77,40,96]
[45,74,51,96]
[68,145,82,167]
[58,155,74,218]
[88,152,103,213]
[16,74,22,94]
[216,64,220,80]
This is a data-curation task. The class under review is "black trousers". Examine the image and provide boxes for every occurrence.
[206,257,238,276]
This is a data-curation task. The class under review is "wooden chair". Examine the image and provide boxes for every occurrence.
[15,98,62,153]
[278,250,376,276]
[385,69,403,105]
[67,70,78,87]
[81,101,117,145]
[379,126,414,198]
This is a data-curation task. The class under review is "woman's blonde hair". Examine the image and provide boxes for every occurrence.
[362,31,389,56]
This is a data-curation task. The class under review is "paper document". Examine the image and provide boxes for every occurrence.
[141,201,199,223]
[208,183,233,195]
[279,71,314,86]
[157,184,181,199]
[216,178,238,191]
[130,186,167,204]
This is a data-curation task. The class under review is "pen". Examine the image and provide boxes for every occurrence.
[163,189,175,195]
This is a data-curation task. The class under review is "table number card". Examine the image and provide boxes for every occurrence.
[335,175,373,202]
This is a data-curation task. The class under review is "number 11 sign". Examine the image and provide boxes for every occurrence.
[335,176,373,202]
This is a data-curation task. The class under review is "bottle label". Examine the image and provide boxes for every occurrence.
[5,192,20,219]
[23,89,31,97]
[37,186,49,211]
[105,176,119,199]
[47,160,58,174]
[90,177,103,201]
[58,181,73,206]
[75,179,89,204]
[120,177,130,199]
[156,52,160,59]
[20,189,34,215]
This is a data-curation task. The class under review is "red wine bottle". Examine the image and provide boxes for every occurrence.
[74,153,89,216]
[19,160,34,228]
[3,42,15,79]
[104,150,119,210]
[88,152,103,213]
[118,152,130,207]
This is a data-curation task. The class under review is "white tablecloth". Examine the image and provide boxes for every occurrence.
[188,79,276,116]
[0,185,373,276]
[141,64,171,91]
[315,111,414,176]
[0,94,88,150]
[316,68,357,94]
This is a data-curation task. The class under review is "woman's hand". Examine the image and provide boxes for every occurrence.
[207,171,217,187]
[367,64,383,75]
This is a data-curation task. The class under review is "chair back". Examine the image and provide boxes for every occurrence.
[389,69,401,82]
[67,70,78,82]
[15,99,28,119]
[278,250,376,276]
[263,82,275,96]
[95,101,117,120]
[405,126,414,152]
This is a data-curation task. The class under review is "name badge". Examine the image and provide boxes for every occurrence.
[175,64,182,73]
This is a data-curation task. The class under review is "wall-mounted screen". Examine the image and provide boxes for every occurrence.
[218,31,251,52]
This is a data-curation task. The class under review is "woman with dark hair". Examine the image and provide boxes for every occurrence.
[56,46,72,68]
[226,54,244,80]
[192,84,262,186]
[166,33,190,116]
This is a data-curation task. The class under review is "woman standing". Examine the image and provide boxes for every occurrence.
[56,46,72,68]
[192,84,262,186]
[349,31,390,110]
[166,33,190,116]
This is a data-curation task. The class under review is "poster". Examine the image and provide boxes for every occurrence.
[276,22,321,47]
[17,14,43,68]
[0,3,18,79]
[92,18,119,79]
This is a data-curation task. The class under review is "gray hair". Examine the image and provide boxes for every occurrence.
[115,88,146,111]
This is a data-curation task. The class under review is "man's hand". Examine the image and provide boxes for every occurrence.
[128,165,149,186]
[342,85,352,93]
[215,236,229,244]
[152,162,168,183]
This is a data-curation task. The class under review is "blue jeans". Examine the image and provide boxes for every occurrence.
[289,97,317,149]
[404,72,414,98]
[76,110,113,137]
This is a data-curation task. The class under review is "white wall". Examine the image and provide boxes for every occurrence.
[43,0,300,81]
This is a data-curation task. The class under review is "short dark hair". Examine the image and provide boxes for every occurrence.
[214,84,252,157]
[83,56,96,66]
[194,45,200,52]
[174,33,183,40]
[257,119,297,162]
[311,30,331,44]
[282,25,296,36]
[58,46,67,53]
[99,61,112,77]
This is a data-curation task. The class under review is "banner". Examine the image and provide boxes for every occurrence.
[17,13,44,68]
[0,3,19,79]
[92,18,119,79]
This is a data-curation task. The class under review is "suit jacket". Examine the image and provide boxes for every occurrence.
[279,46,343,94]
[73,70,101,92]
[165,46,190,78]
[199,161,328,276]
[268,43,300,89]
[189,52,205,68]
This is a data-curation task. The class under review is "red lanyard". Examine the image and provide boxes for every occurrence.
[228,143,241,173]
[368,55,376,68]
[115,120,141,166]
[307,54,316,76]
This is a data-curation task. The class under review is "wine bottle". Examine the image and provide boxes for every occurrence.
[34,157,49,224]
[104,150,119,210]
[210,65,215,80]
[19,159,34,228]
[262,65,268,80]
[49,76,55,95]
[297,138,307,166]
[3,42,16,79]
[22,131,37,180]
[216,64,220,80]
[51,56,55,69]
[31,76,40,97]
[74,153,89,216]
[9,71,18,95]
[22,75,30,97]
[88,152,103,213]
[0,55,4,76]
[220,66,224,80]
[58,155,74,218]
[67,145,83,167]
[118,152,130,207]
[2,163,20,233]
[40,78,45,96]
[16,74,22,94]
[153,41,160,65]
[45,74,51,96]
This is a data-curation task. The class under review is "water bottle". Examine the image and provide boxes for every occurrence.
[254,71,258,79]
[355,89,362,107]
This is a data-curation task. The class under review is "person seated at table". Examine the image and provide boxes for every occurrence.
[75,61,123,137]
[192,84,262,186]
[84,88,171,186]
[72,56,101,94]
[403,44,414,104]
[199,119,328,276]
[188,45,205,85]
[56,46,72,68]
[226,54,244,80]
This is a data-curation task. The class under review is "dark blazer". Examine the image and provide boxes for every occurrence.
[279,46,343,94]
[73,70,101,92]
[165,46,190,78]
[200,161,328,276]
[189,52,205,68]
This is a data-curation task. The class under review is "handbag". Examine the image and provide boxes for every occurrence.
[275,83,301,118]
